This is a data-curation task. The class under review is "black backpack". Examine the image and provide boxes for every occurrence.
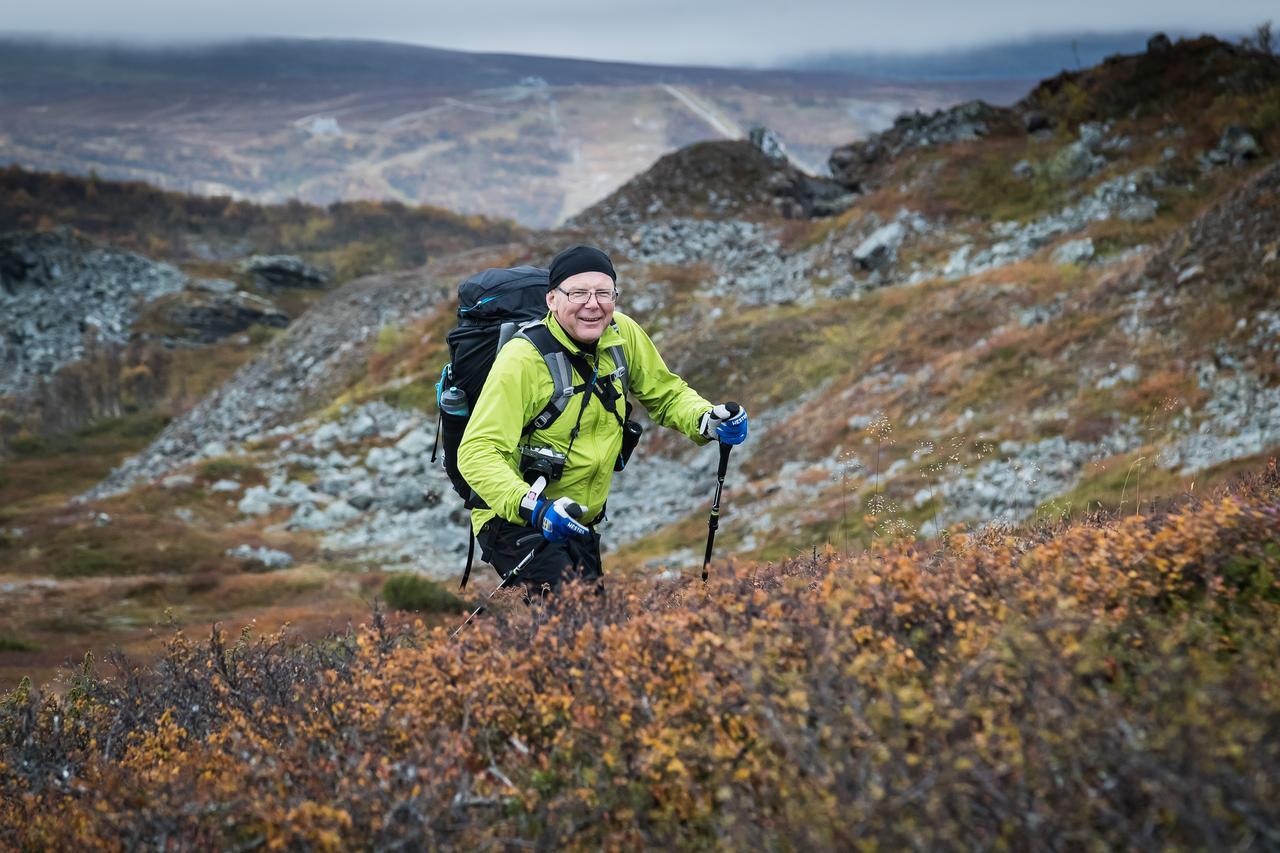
[431,265,631,587]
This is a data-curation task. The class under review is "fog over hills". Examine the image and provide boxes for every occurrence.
[0,37,1024,226]
[783,31,1184,80]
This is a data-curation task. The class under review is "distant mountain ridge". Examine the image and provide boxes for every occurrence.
[784,31,1200,81]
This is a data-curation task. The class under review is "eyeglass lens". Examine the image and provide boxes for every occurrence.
[563,289,617,304]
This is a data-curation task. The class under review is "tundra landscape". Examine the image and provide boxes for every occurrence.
[1,30,1279,848]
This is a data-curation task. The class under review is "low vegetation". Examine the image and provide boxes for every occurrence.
[381,572,465,614]
[0,165,523,280]
[2,465,1276,847]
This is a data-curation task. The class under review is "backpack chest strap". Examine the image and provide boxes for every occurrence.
[518,323,629,435]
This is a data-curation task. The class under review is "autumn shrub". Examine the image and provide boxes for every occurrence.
[382,572,466,614]
[2,466,1279,849]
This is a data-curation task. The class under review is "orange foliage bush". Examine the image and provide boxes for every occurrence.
[3,466,1279,848]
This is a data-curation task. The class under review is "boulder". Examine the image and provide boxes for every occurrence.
[237,255,331,289]
[1047,139,1106,183]
[748,126,789,162]
[1208,124,1259,166]
[852,222,906,271]
[154,288,288,343]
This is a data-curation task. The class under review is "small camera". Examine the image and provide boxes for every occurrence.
[519,445,567,483]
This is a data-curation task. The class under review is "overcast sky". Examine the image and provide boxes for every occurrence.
[4,0,1271,66]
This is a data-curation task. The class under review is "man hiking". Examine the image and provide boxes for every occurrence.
[456,244,748,598]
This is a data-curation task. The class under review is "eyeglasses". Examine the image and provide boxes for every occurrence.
[554,286,618,304]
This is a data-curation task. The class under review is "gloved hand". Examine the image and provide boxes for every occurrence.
[700,402,748,445]
[530,496,591,542]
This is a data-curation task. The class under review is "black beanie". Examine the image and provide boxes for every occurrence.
[548,245,616,291]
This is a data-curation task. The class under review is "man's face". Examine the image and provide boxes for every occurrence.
[547,270,615,344]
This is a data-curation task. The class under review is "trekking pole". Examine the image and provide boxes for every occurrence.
[702,440,734,582]
[451,540,545,639]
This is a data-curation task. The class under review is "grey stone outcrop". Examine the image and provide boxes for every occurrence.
[0,229,186,396]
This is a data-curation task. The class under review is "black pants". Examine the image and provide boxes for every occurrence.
[476,517,603,598]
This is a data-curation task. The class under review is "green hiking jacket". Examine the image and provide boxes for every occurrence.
[457,310,712,534]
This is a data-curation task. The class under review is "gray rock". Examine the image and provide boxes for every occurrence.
[210,478,242,493]
[388,484,431,513]
[323,500,360,526]
[314,476,351,497]
[192,278,238,295]
[237,255,331,290]
[237,486,276,516]
[852,222,906,271]
[1211,125,1263,167]
[226,544,294,570]
[395,426,434,457]
[287,503,330,531]
[748,126,788,162]
[1051,238,1095,266]
[1048,139,1106,183]
[347,492,376,511]
[1011,159,1034,179]
[158,288,289,343]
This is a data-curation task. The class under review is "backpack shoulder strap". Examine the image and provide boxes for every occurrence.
[604,320,630,394]
[517,323,577,435]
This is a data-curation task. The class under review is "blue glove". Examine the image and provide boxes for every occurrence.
[531,496,591,542]
[701,402,748,445]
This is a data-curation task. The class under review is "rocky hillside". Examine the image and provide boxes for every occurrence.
[0,230,187,398]
[1,33,1279,688]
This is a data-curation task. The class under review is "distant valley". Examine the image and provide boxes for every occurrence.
[0,37,1024,225]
